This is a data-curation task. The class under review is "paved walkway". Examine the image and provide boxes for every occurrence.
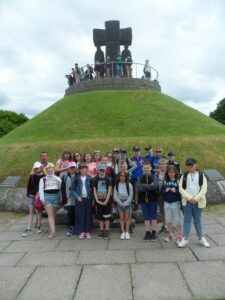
[0,213,225,300]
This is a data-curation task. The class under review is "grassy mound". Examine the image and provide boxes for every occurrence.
[0,90,224,185]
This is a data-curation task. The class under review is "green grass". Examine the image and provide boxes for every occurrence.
[0,90,224,185]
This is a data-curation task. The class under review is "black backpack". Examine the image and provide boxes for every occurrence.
[182,171,204,189]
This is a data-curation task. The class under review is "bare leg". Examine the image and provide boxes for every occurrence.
[99,221,104,231]
[120,211,125,233]
[144,220,151,232]
[105,220,110,231]
[167,222,173,235]
[125,211,131,233]
[37,211,42,228]
[27,205,35,229]
[46,206,56,236]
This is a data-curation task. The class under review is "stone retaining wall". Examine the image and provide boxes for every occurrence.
[65,77,161,96]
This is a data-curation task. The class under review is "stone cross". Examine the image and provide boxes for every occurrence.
[93,20,132,61]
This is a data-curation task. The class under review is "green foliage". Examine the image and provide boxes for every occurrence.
[210,98,225,125]
[1,90,225,143]
[0,90,224,185]
[0,110,29,138]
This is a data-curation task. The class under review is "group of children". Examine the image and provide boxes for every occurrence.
[23,145,210,248]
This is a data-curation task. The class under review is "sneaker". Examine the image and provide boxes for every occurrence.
[143,231,150,242]
[36,227,42,234]
[150,231,157,242]
[125,232,130,240]
[199,237,210,248]
[22,229,32,237]
[164,234,174,242]
[104,231,110,239]
[66,227,73,237]
[120,232,126,240]
[175,236,182,245]
[98,231,104,239]
[158,225,168,234]
[79,232,85,239]
[85,232,91,239]
[178,238,189,248]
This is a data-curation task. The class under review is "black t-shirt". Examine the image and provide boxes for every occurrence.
[93,175,112,200]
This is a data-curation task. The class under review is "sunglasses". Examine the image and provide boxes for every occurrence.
[120,174,126,177]
[156,151,162,153]
[74,154,80,157]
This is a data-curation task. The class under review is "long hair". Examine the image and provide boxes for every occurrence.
[115,172,130,185]
[165,165,180,182]
[83,152,94,163]
[61,149,72,161]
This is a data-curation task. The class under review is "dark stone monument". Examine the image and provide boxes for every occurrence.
[93,20,132,62]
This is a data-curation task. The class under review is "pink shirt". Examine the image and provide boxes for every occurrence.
[87,162,97,177]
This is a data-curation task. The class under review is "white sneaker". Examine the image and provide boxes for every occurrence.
[178,238,189,248]
[120,232,126,240]
[199,237,210,248]
[36,227,42,234]
[125,232,130,240]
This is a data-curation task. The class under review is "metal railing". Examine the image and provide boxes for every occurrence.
[67,62,159,86]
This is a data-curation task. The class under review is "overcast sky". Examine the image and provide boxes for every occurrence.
[0,0,225,118]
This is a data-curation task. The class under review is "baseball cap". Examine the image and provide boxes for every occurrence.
[120,147,127,153]
[79,163,87,169]
[133,145,140,151]
[145,145,152,151]
[68,161,77,168]
[98,164,106,171]
[185,157,197,165]
[33,162,42,169]
[168,151,175,156]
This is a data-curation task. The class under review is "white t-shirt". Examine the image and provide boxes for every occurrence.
[187,172,200,197]
[81,176,87,197]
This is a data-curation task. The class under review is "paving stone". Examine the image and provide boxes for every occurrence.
[0,266,34,300]
[0,252,25,266]
[201,214,219,225]
[180,261,225,299]
[75,265,132,300]
[77,249,135,265]
[0,230,44,241]
[203,223,225,234]
[132,262,192,300]
[136,248,196,263]
[3,239,59,253]
[56,238,108,251]
[205,233,225,246]
[216,217,225,226]
[108,237,161,250]
[191,246,225,261]
[17,266,81,300]
[18,251,78,266]
[0,241,10,252]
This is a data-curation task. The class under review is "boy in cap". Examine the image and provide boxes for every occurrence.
[115,147,136,175]
[144,145,153,163]
[168,151,182,176]
[93,164,112,239]
[178,158,210,248]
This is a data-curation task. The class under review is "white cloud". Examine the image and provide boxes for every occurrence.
[0,0,224,117]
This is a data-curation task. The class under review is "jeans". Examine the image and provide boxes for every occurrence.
[183,202,203,238]
[116,64,122,76]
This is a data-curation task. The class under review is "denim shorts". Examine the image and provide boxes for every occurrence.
[141,201,158,221]
[117,203,132,213]
[28,196,34,206]
[164,201,181,226]
[44,193,60,208]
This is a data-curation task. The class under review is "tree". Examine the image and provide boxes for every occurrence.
[209,98,225,125]
[0,110,29,138]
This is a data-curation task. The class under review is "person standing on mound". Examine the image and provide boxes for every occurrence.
[39,163,62,239]
[178,158,210,248]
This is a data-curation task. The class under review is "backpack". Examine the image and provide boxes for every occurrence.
[116,182,130,195]
[34,177,46,212]
[182,171,204,189]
